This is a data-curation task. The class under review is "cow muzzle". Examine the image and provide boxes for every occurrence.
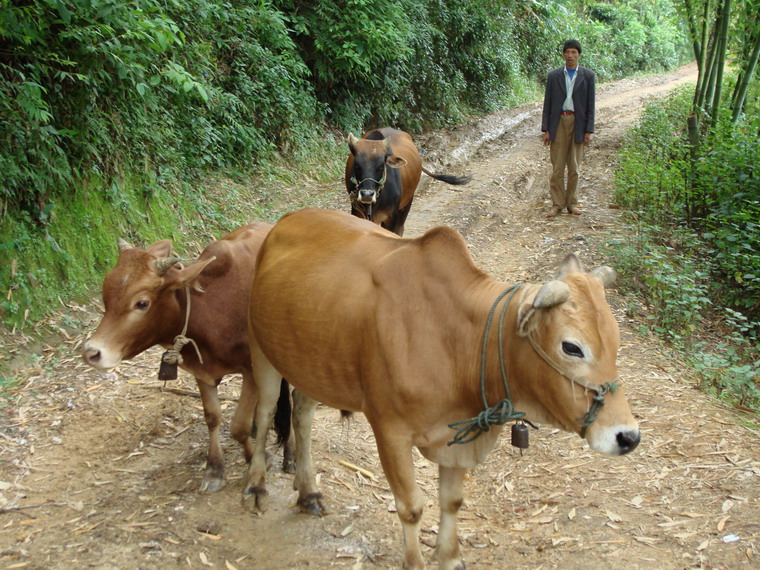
[358,189,377,204]
[586,423,640,455]
[81,340,121,370]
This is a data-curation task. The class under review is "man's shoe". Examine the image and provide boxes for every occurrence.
[547,207,562,217]
[568,207,582,215]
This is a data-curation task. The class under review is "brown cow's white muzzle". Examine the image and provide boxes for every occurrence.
[81,340,122,370]
[586,423,640,456]
[358,189,377,204]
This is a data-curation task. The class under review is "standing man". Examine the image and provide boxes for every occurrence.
[541,39,595,217]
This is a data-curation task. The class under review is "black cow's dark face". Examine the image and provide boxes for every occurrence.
[352,152,388,205]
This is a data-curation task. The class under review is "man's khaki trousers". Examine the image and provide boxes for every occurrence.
[549,114,585,210]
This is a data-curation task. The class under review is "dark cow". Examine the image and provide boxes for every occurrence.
[81,223,292,493]
[243,208,640,569]
[346,127,470,236]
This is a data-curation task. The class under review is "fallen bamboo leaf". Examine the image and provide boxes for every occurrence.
[697,539,709,551]
[338,459,376,480]
[606,510,623,523]
[634,536,659,544]
[657,520,690,528]
[717,516,730,531]
[225,561,238,570]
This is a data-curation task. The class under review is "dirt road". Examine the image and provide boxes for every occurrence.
[1,63,758,569]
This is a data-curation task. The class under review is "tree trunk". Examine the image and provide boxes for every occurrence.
[692,0,714,117]
[709,0,731,128]
[731,32,760,122]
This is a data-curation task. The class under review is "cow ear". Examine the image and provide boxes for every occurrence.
[118,238,133,252]
[146,240,173,258]
[386,155,408,168]
[165,256,217,292]
[556,253,584,277]
[347,133,359,153]
[591,266,617,288]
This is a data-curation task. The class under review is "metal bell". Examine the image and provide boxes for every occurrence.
[511,422,529,449]
[158,351,178,381]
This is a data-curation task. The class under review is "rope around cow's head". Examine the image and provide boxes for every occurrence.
[349,166,388,222]
[447,283,619,446]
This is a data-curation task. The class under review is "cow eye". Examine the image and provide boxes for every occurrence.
[562,341,584,358]
[134,300,149,311]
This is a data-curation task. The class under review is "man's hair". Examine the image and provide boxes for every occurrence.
[562,39,582,54]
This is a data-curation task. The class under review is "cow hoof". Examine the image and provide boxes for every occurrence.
[282,457,296,474]
[297,492,328,516]
[242,486,268,513]
[199,476,225,494]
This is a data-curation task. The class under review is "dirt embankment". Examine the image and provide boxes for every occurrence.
[1,63,758,569]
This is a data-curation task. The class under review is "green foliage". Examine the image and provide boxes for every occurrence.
[0,0,317,217]
[688,309,760,412]
[580,0,690,79]
[608,225,712,342]
[614,87,760,318]
[611,83,760,412]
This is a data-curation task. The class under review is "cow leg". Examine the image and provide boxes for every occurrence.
[291,389,326,515]
[276,380,296,474]
[394,198,414,237]
[373,429,426,569]
[196,379,225,493]
[436,465,467,570]
[230,371,257,464]
[241,345,281,513]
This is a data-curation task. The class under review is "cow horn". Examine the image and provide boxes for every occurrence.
[591,266,617,288]
[533,280,570,309]
[382,137,390,150]
[556,253,584,277]
[153,257,181,276]
[347,133,360,146]
[118,238,133,251]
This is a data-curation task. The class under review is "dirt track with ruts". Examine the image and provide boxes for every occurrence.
[1,62,758,569]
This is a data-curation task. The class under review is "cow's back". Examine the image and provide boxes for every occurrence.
[250,209,487,420]
[187,222,272,379]
[374,128,421,210]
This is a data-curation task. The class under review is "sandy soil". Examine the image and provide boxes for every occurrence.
[1,62,758,570]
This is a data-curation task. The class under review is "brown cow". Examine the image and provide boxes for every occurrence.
[81,223,292,493]
[243,209,640,569]
[346,127,470,236]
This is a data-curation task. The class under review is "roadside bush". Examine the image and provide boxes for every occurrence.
[611,85,760,412]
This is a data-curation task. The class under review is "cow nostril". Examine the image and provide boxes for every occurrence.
[616,430,641,454]
[82,348,101,364]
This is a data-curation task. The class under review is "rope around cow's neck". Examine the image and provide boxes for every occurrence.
[447,284,532,445]
[161,287,204,368]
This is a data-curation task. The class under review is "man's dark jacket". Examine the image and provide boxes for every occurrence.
[541,66,596,143]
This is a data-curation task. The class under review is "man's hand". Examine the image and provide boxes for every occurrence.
[583,132,593,146]
[543,131,550,146]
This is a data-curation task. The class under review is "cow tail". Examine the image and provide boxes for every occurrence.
[273,378,292,448]
[421,166,472,186]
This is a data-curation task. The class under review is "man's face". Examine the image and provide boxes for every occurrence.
[563,48,580,69]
